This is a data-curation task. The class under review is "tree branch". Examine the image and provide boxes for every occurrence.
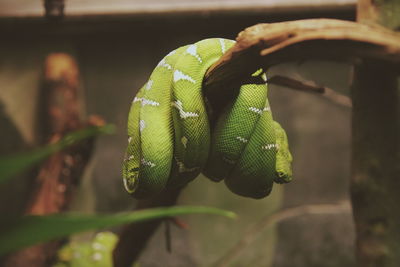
[268,75,352,108]
[205,18,400,89]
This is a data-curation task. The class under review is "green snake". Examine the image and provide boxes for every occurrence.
[122,38,292,199]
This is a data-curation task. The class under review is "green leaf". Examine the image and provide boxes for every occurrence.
[0,124,115,184]
[0,206,235,255]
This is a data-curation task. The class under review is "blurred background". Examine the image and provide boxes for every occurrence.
[0,0,355,266]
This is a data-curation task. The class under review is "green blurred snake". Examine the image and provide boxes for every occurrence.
[122,38,292,199]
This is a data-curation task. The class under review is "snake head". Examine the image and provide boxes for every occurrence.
[273,121,293,184]
[122,153,140,194]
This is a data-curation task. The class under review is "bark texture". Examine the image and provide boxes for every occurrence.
[351,1,400,266]
[351,60,400,267]
[205,18,400,97]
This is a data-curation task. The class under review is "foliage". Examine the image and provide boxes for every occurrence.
[0,124,115,184]
[53,232,119,267]
[0,206,235,255]
[0,125,235,256]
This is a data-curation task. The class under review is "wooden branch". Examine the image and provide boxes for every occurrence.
[213,202,351,267]
[42,53,82,138]
[3,54,101,267]
[204,18,400,90]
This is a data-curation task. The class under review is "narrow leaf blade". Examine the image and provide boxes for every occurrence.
[0,206,235,255]
[0,124,115,184]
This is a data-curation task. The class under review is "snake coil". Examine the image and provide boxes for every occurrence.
[122,38,292,199]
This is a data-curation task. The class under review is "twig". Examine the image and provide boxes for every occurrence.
[213,202,351,267]
[169,217,189,229]
[323,86,352,108]
[164,220,172,253]
[268,75,352,108]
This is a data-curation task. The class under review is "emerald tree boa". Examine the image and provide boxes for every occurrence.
[122,38,292,199]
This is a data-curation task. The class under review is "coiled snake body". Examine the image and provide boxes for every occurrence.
[123,38,292,199]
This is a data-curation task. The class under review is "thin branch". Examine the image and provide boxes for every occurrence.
[213,202,351,267]
[268,75,352,108]
[323,86,352,108]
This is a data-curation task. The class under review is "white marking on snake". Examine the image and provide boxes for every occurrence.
[181,136,188,148]
[73,252,81,259]
[263,75,268,82]
[123,177,131,193]
[173,70,196,83]
[92,252,102,261]
[126,155,134,161]
[262,143,279,150]
[145,80,153,90]
[157,58,172,70]
[128,137,132,143]
[92,242,105,251]
[133,97,160,107]
[141,158,156,167]
[172,100,199,119]
[166,50,177,57]
[139,120,146,132]
[249,106,269,114]
[186,45,202,63]
[175,158,199,173]
[219,39,226,54]
[236,136,248,143]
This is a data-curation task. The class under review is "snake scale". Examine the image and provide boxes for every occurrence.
[122,38,292,199]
